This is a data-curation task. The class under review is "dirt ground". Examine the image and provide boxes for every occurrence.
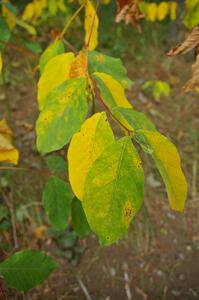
[0,32,199,300]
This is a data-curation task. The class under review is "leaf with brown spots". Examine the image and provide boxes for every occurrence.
[82,136,144,246]
[69,50,88,79]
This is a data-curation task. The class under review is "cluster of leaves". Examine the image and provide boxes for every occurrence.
[36,0,187,248]
[22,0,69,23]
[115,0,177,31]
[140,1,177,22]
[0,0,192,294]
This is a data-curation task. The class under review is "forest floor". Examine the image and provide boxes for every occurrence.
[0,32,199,300]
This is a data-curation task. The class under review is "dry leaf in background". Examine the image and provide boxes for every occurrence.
[0,119,19,164]
[168,26,199,92]
[115,0,144,31]
[167,26,199,55]
[183,46,199,91]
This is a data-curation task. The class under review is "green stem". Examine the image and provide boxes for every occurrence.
[60,2,86,39]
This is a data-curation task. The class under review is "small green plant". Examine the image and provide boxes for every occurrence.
[142,80,170,101]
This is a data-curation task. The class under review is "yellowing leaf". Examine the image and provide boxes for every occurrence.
[70,50,88,79]
[84,0,99,50]
[140,130,187,212]
[0,119,19,165]
[68,112,115,200]
[89,50,132,88]
[147,3,157,22]
[93,72,132,110]
[0,52,2,75]
[2,1,17,30]
[34,225,47,240]
[39,40,65,74]
[16,20,37,35]
[37,52,74,110]
[170,2,177,20]
[33,0,46,19]
[82,136,144,246]
[22,3,35,21]
[157,2,169,21]
[36,78,88,153]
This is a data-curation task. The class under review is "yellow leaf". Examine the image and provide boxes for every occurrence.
[0,52,2,75]
[93,72,132,109]
[68,112,115,200]
[185,0,199,9]
[140,130,187,212]
[170,2,177,20]
[2,0,17,30]
[0,119,19,165]
[70,50,88,79]
[147,3,157,22]
[84,0,99,50]
[37,52,74,110]
[0,119,13,140]
[22,3,35,21]
[34,225,47,240]
[157,2,169,21]
[33,0,45,18]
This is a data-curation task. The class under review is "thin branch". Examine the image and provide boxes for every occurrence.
[0,166,53,176]
[61,38,77,54]
[85,0,100,49]
[92,79,133,135]
[1,190,18,249]
[0,39,38,58]
[76,275,92,300]
[60,2,86,39]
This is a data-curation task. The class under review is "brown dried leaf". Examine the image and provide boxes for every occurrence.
[115,0,144,32]
[167,26,199,56]
[69,51,88,79]
[183,53,199,92]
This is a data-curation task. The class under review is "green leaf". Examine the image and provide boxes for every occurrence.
[36,77,88,154]
[72,198,90,238]
[39,40,65,74]
[184,3,199,29]
[68,112,115,200]
[46,155,67,174]
[0,249,58,292]
[140,130,187,211]
[83,136,144,246]
[112,107,156,153]
[42,176,73,231]
[22,40,42,54]
[16,20,36,35]
[0,17,11,51]
[2,2,18,15]
[112,107,156,132]
[93,72,132,111]
[88,50,132,88]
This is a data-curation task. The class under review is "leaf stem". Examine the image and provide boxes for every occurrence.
[92,79,133,135]
[60,2,86,39]
[85,0,100,49]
